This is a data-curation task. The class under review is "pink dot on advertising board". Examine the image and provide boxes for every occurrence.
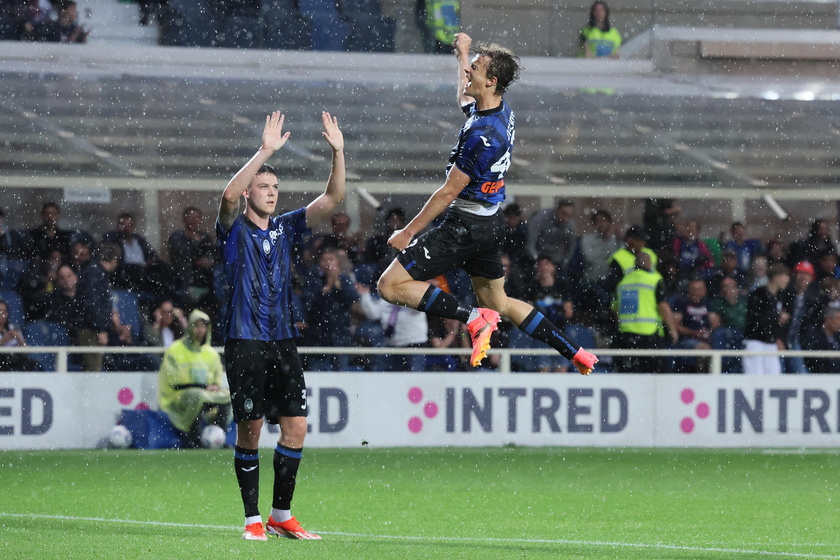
[408,417,423,433]
[696,402,710,418]
[424,401,438,418]
[135,402,150,411]
[680,388,694,404]
[408,387,423,403]
[680,417,694,434]
[117,387,134,405]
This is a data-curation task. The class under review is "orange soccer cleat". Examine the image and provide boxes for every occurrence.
[266,516,322,540]
[573,348,598,375]
[242,521,267,541]
[467,308,501,367]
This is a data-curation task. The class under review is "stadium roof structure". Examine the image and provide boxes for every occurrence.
[3,43,840,196]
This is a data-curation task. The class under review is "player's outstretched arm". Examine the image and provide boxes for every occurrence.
[454,33,473,108]
[388,164,469,251]
[306,112,346,226]
[218,111,290,229]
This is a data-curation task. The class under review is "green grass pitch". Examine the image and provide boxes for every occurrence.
[1,447,838,559]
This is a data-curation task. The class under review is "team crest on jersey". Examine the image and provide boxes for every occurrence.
[262,239,271,255]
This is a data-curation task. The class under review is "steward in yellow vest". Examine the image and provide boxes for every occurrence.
[612,252,677,373]
[605,225,658,296]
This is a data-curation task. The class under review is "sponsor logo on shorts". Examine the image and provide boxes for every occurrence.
[244,398,254,413]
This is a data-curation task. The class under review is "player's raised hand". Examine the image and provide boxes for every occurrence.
[453,33,472,56]
[261,111,291,152]
[321,111,344,152]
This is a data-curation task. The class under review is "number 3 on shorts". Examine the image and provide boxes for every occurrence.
[301,389,307,409]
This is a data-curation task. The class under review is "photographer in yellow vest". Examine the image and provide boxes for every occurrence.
[613,252,678,373]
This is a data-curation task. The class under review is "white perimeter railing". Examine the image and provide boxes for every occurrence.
[3,346,840,375]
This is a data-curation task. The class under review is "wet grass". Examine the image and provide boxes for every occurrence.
[0,447,838,559]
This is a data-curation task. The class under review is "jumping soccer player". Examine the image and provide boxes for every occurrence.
[377,33,598,374]
[217,111,345,541]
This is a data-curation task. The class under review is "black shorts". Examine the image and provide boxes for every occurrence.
[224,339,308,423]
[397,207,505,281]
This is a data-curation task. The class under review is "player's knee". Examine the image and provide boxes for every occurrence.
[280,418,308,446]
[376,274,396,303]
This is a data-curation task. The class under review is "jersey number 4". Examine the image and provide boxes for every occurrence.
[490,150,511,177]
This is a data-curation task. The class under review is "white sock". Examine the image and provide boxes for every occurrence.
[271,508,292,523]
[245,515,262,526]
[467,308,480,323]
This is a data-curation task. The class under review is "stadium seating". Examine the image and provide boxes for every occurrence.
[711,327,744,374]
[344,14,395,52]
[342,0,395,52]
[112,290,144,345]
[160,0,219,47]
[220,16,262,49]
[0,258,28,291]
[262,8,312,50]
[23,321,70,372]
[0,289,24,327]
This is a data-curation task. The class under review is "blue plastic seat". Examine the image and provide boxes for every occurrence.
[298,0,338,17]
[0,258,29,291]
[345,14,395,52]
[342,0,382,16]
[23,321,69,372]
[112,290,144,345]
[220,16,262,48]
[263,9,312,50]
[308,13,349,51]
[0,289,24,327]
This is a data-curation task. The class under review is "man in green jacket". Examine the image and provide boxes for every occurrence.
[158,309,231,448]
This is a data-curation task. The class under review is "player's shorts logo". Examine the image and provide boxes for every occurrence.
[262,239,271,255]
[244,398,254,413]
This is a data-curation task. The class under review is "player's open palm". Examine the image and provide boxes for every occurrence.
[321,111,344,152]
[261,111,291,152]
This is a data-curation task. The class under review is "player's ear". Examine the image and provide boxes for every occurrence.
[485,75,498,90]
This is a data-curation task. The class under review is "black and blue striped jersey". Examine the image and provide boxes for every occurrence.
[447,100,515,206]
[216,208,309,342]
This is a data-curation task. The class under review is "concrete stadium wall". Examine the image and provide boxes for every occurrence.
[3,372,840,449]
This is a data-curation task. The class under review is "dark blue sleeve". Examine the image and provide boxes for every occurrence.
[280,207,310,247]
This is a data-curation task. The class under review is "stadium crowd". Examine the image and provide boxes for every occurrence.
[0,0,89,43]
[2,199,840,374]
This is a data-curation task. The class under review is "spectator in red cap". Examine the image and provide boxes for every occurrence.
[781,261,820,373]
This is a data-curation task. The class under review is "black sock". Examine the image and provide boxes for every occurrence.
[416,286,472,323]
[234,446,260,518]
[518,309,580,361]
[272,444,303,511]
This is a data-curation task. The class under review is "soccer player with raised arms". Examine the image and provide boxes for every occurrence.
[377,33,598,374]
[217,111,344,541]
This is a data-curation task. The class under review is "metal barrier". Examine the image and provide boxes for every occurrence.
[3,345,840,375]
